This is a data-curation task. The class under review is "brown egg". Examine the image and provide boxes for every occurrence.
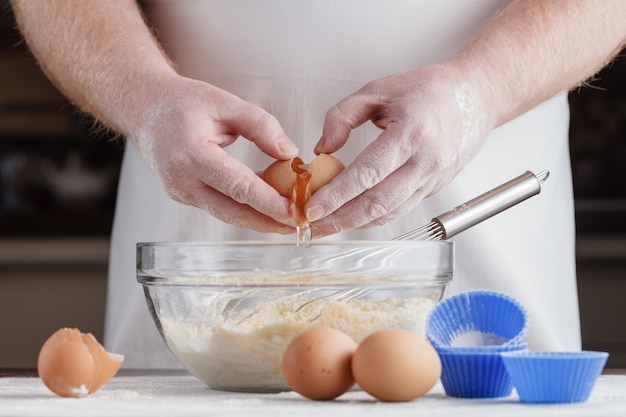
[261,154,344,201]
[352,329,441,402]
[282,327,357,400]
[37,328,124,398]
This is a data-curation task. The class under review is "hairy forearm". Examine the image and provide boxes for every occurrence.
[12,0,626,139]
[448,0,626,129]
[10,0,176,136]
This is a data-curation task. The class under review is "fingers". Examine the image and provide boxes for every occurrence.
[355,190,431,231]
[173,180,295,234]
[195,186,295,234]
[309,157,428,237]
[315,89,380,154]
[189,144,298,227]
[223,99,299,159]
[158,138,297,228]
[306,122,412,222]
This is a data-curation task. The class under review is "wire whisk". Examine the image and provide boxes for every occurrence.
[394,170,549,242]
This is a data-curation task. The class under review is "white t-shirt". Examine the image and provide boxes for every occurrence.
[105,0,580,368]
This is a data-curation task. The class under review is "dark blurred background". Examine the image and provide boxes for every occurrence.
[568,50,626,369]
[1,3,625,368]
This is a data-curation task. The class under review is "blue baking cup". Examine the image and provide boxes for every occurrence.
[501,351,609,404]
[426,290,528,348]
[437,345,526,398]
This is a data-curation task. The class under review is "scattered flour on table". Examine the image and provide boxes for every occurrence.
[93,390,143,400]
[159,293,439,391]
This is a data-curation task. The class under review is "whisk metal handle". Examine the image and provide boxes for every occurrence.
[434,170,548,239]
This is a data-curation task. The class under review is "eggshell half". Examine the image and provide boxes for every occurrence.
[261,154,344,199]
[261,159,296,199]
[307,153,345,195]
[82,332,124,393]
[37,328,124,397]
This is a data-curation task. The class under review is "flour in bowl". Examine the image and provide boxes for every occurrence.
[158,292,439,392]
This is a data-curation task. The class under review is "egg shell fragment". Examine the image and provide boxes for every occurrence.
[261,159,295,198]
[37,328,124,398]
[261,154,344,199]
[307,153,345,195]
[282,327,357,400]
[352,328,441,402]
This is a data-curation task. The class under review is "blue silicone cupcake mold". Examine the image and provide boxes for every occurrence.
[437,344,527,398]
[501,351,609,403]
[426,290,528,348]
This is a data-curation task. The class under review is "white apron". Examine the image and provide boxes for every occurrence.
[105,0,580,368]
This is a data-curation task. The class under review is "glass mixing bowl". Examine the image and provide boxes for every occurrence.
[137,240,454,393]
